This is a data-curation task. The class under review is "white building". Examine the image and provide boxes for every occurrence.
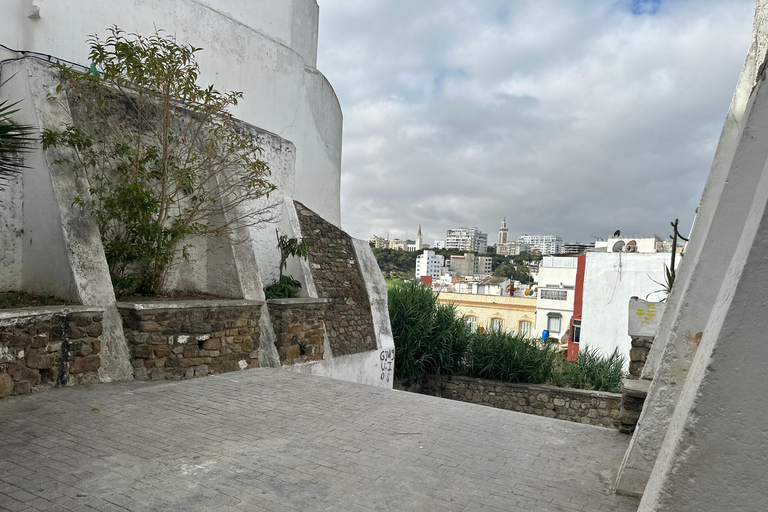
[432,240,446,249]
[445,227,488,253]
[406,226,423,252]
[594,235,663,253]
[414,250,445,280]
[580,252,674,361]
[496,241,529,256]
[368,235,389,249]
[535,256,578,340]
[517,234,562,255]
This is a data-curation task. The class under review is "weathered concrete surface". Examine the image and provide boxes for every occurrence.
[0,369,638,512]
[616,1,768,495]
[638,110,768,512]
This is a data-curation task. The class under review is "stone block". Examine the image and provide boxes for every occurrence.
[133,345,153,359]
[285,345,301,362]
[0,373,13,397]
[620,409,640,425]
[139,321,163,332]
[86,322,103,338]
[202,338,221,351]
[27,351,54,369]
[72,355,100,374]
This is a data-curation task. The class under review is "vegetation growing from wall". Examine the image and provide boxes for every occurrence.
[263,231,309,299]
[389,282,624,392]
[0,77,36,192]
[42,27,276,295]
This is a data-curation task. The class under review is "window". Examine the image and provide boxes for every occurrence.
[571,319,581,344]
[465,316,477,332]
[519,321,532,338]
[491,318,503,332]
[540,289,567,301]
[547,313,561,333]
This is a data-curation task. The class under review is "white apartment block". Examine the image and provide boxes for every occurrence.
[445,227,488,253]
[415,250,446,280]
[517,234,562,255]
[496,241,529,256]
[449,253,492,276]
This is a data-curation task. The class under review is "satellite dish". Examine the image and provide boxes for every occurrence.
[612,240,625,252]
[613,229,621,237]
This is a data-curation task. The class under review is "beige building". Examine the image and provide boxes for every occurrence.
[437,292,537,337]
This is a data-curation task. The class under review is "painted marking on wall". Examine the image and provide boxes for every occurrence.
[635,303,658,325]
[379,349,395,383]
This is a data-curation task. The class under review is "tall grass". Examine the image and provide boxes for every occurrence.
[551,347,625,393]
[388,281,469,383]
[388,283,626,392]
[465,330,557,384]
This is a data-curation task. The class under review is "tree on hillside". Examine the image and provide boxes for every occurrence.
[494,263,533,284]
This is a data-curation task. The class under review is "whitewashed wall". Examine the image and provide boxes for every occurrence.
[0,0,342,226]
[581,252,674,361]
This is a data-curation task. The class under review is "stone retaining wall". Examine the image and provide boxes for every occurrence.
[0,307,103,397]
[294,201,377,356]
[117,300,262,381]
[415,375,622,429]
[268,298,327,365]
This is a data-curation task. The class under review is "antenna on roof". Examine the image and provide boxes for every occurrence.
[613,229,621,237]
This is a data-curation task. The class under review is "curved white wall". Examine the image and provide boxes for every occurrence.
[0,0,342,225]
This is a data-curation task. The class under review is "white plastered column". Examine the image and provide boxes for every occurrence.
[638,118,768,512]
[615,0,768,495]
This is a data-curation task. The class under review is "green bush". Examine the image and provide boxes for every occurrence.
[551,347,625,393]
[388,281,469,383]
[465,330,558,384]
[387,283,626,392]
[264,275,302,299]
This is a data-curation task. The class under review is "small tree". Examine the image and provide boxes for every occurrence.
[42,27,276,294]
[264,230,309,299]
[0,77,36,193]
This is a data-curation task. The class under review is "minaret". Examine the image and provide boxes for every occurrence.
[416,225,423,250]
[498,218,508,245]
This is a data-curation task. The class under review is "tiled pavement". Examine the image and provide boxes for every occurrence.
[0,369,639,512]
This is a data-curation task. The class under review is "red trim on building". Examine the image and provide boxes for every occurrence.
[567,254,586,362]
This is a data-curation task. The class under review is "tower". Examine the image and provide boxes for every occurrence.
[498,218,508,245]
[416,225,423,251]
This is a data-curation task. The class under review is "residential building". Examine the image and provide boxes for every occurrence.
[445,227,488,253]
[496,241,529,256]
[561,242,594,255]
[436,292,536,336]
[414,250,446,280]
[432,240,446,249]
[449,253,492,276]
[574,251,676,362]
[535,256,578,341]
[368,235,389,249]
[593,234,663,253]
[517,234,562,255]
[389,239,410,251]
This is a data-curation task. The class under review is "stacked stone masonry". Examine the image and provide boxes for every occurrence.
[629,335,653,379]
[0,308,103,397]
[417,375,622,429]
[294,201,377,356]
[268,298,327,365]
[117,301,261,381]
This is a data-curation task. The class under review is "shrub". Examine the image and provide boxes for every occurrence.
[264,275,302,299]
[388,281,469,383]
[42,26,276,295]
[550,347,625,393]
[465,330,557,384]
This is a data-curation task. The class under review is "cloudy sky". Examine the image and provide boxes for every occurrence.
[316,0,755,246]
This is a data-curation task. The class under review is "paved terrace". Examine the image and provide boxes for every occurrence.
[0,369,639,512]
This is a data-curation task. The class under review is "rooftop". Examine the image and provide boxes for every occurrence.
[0,369,638,511]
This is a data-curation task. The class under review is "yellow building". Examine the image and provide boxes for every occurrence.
[436,292,537,337]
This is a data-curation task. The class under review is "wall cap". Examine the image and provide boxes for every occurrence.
[116,299,264,311]
[267,298,328,305]
[429,374,622,400]
[0,305,104,323]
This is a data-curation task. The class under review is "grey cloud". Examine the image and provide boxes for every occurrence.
[317,0,754,245]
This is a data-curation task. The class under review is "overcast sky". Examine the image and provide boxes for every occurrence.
[316,0,754,246]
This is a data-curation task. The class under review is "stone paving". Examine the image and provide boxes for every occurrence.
[0,369,639,512]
